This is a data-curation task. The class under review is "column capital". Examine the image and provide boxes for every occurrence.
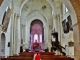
[14,13,20,19]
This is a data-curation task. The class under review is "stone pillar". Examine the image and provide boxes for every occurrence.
[27,26,30,47]
[21,25,24,44]
[23,25,25,43]
[0,25,2,55]
[30,34,32,50]
[64,34,69,56]
[13,13,20,55]
[30,34,34,49]
[57,14,60,42]
[38,34,42,49]
[53,15,57,31]
[31,35,32,42]
[38,34,40,43]
[73,24,80,60]
[48,24,52,52]
[10,12,14,56]
[17,14,21,54]
[44,25,48,49]
[25,23,29,48]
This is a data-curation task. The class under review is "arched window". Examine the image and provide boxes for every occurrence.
[65,7,68,12]
[40,34,42,42]
[34,34,38,42]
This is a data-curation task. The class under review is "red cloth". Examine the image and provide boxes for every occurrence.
[35,54,41,60]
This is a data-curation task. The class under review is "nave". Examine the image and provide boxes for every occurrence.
[1,52,74,60]
[1,0,80,60]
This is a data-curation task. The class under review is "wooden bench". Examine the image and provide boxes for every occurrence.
[19,52,34,57]
[40,52,55,55]
[1,52,74,60]
[1,57,33,60]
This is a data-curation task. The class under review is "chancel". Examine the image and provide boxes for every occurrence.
[1,0,80,60]
[32,40,41,52]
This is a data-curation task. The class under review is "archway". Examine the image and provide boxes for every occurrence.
[0,33,5,56]
[30,19,44,52]
[0,0,80,59]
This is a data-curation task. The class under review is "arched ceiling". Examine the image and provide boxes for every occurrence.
[13,0,61,20]
[21,0,53,20]
[31,24,42,34]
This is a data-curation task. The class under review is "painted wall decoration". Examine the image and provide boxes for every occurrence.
[2,7,11,32]
[67,15,73,31]
[68,41,74,47]
[62,15,73,33]
[62,19,69,33]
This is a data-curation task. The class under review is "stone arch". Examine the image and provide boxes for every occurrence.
[0,33,5,56]
[30,20,44,51]
[25,11,48,49]
[26,11,47,27]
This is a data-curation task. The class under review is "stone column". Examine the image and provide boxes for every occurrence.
[21,24,24,44]
[53,15,56,31]
[10,12,14,56]
[38,34,40,43]
[30,34,32,50]
[27,26,30,47]
[17,14,21,54]
[64,34,69,56]
[73,23,80,60]
[31,34,34,50]
[57,14,60,35]
[44,26,46,49]
[0,25,2,55]
[25,23,29,48]
[22,25,26,44]
[13,13,20,55]
[44,25,48,49]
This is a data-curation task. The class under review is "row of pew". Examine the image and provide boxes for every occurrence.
[1,52,34,60]
[1,52,74,60]
[41,55,74,60]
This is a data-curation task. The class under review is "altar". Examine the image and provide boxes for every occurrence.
[32,42,40,52]
[31,40,44,52]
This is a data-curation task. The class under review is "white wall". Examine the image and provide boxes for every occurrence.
[4,17,12,57]
[62,4,74,57]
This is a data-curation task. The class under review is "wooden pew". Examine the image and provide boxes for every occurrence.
[1,52,74,60]
[40,52,74,60]
[1,52,34,60]
[19,52,34,57]
[1,57,33,60]
[40,52,55,55]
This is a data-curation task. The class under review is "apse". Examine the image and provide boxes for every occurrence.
[30,19,44,52]
[31,24,42,42]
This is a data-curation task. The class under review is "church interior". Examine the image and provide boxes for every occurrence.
[0,0,80,60]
